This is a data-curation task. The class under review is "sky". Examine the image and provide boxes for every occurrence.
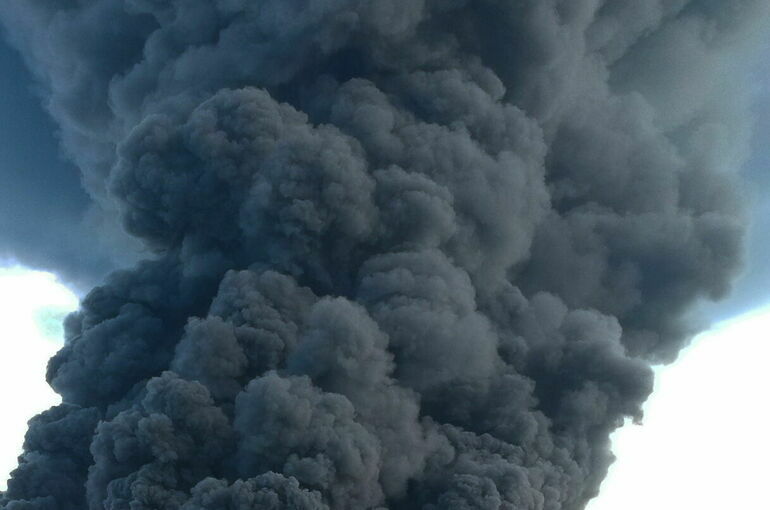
[0,267,77,491]
[0,4,769,508]
[0,41,93,287]
[0,36,93,490]
[0,38,141,292]
[587,307,770,509]
[698,36,770,322]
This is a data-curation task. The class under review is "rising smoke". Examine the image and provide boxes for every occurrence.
[0,1,766,509]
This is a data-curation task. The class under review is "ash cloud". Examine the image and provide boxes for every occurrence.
[1,1,766,509]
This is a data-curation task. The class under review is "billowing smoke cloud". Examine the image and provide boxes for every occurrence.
[1,1,766,509]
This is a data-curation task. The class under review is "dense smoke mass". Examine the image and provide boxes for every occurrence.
[0,1,766,509]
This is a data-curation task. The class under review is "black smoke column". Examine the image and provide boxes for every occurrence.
[0,1,766,509]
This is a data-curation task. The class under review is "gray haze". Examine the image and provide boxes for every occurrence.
[0,1,767,509]
[697,36,770,322]
[0,36,141,290]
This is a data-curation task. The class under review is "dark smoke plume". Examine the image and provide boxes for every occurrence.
[1,1,766,509]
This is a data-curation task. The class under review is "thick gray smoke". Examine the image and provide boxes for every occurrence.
[1,1,766,509]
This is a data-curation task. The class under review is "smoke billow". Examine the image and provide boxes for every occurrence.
[1,1,766,509]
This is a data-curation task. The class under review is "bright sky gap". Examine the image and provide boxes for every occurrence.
[0,266,78,491]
